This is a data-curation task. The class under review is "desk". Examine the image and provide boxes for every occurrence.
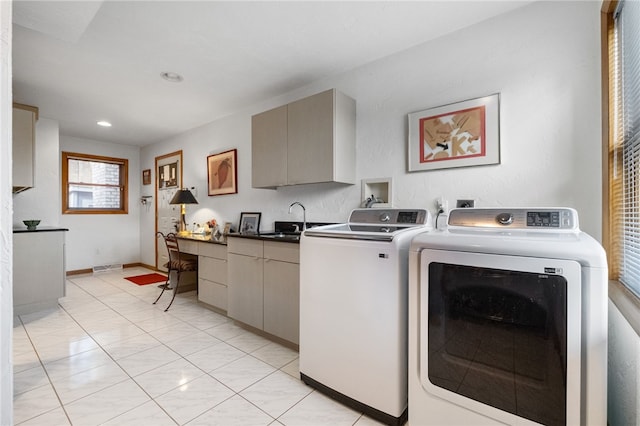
[178,234,228,312]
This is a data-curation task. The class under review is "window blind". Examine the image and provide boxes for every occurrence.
[616,0,640,296]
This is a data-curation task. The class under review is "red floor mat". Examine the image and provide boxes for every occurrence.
[124,273,167,286]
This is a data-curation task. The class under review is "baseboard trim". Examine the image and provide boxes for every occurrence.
[66,262,159,276]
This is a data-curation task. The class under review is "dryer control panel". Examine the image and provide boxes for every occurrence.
[448,207,579,231]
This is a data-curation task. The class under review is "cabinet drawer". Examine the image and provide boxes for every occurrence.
[264,241,299,263]
[199,255,227,284]
[227,237,263,257]
[199,242,227,260]
[198,279,227,311]
[179,240,199,255]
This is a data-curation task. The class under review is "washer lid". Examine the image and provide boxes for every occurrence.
[303,208,432,242]
[304,223,425,241]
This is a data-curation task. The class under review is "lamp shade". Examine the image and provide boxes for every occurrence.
[169,188,198,205]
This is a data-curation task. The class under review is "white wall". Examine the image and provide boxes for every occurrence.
[140,1,602,266]
[11,127,142,272]
[59,136,141,271]
[12,118,60,227]
[0,0,12,422]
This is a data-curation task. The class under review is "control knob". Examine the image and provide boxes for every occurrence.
[496,212,513,226]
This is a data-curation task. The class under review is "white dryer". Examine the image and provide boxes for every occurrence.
[408,208,607,426]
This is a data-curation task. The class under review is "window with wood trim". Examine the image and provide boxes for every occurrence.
[62,152,128,214]
[606,0,640,297]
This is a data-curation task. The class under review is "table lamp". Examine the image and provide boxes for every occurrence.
[169,188,198,234]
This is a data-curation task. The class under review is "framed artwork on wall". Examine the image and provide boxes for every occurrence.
[158,161,178,188]
[407,94,500,172]
[239,212,261,235]
[142,169,151,185]
[207,148,238,196]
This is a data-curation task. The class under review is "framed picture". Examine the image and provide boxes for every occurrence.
[223,222,232,235]
[158,162,178,188]
[208,149,238,196]
[408,94,500,172]
[239,212,261,235]
[142,169,151,185]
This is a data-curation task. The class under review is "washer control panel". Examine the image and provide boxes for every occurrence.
[448,208,578,231]
[348,208,429,225]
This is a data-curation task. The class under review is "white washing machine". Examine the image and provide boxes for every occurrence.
[408,208,607,426]
[300,208,431,426]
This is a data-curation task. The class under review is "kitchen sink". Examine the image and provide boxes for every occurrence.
[254,220,337,242]
[259,232,300,241]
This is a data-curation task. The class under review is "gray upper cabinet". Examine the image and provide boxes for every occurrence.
[251,89,355,189]
[251,105,288,188]
[13,104,38,193]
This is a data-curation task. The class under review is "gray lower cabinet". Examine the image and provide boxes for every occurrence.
[198,243,228,311]
[263,242,300,344]
[227,237,300,344]
[13,229,66,315]
[228,238,264,329]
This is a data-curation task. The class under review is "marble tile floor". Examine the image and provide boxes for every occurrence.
[13,267,383,426]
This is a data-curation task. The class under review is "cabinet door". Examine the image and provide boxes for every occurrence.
[12,106,36,191]
[264,259,299,344]
[13,231,65,314]
[287,89,334,185]
[252,105,288,188]
[227,252,263,329]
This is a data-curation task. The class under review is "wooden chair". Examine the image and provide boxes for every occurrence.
[154,232,197,311]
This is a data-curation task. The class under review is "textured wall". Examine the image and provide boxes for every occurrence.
[1,0,13,422]
[140,1,602,267]
[59,136,141,271]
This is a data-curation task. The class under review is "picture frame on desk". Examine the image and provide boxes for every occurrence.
[223,222,232,236]
[239,212,261,235]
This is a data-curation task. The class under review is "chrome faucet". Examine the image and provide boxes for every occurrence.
[289,201,306,231]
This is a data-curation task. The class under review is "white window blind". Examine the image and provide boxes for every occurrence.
[616,0,640,296]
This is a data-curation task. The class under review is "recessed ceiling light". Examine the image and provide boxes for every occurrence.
[97,121,112,127]
[160,71,184,83]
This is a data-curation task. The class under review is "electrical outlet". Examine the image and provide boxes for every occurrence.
[456,199,475,208]
[436,197,448,213]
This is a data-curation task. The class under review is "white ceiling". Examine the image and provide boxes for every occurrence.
[12,1,531,146]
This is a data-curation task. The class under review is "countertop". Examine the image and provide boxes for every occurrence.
[177,233,227,245]
[14,226,69,233]
[226,232,301,243]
